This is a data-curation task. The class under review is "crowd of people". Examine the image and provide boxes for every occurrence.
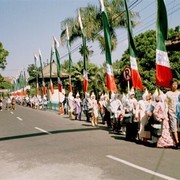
[0,79,180,150]
[0,96,16,111]
[0,94,48,111]
[64,79,180,149]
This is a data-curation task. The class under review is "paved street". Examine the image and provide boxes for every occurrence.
[0,105,180,180]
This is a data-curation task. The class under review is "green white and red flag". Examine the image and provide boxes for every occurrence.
[78,10,88,92]
[39,49,47,95]
[156,0,172,88]
[49,46,54,94]
[66,24,73,92]
[53,36,63,92]
[124,0,144,91]
[34,54,39,96]
[99,0,117,92]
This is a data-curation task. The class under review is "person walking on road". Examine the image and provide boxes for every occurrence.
[89,92,99,127]
[166,79,180,149]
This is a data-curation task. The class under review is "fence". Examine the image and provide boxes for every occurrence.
[47,101,60,111]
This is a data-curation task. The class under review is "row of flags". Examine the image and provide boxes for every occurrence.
[11,70,29,96]
[33,37,62,97]
[100,0,172,92]
[27,0,172,98]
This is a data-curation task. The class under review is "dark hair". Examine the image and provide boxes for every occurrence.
[170,79,178,85]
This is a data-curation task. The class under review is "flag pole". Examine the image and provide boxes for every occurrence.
[66,24,72,92]
[34,54,39,97]
[99,0,117,93]
[124,0,144,91]
[39,49,47,96]
[78,10,88,94]
[53,36,64,114]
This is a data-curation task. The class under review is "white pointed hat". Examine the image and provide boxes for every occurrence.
[142,88,149,100]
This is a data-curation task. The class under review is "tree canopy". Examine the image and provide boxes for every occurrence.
[0,42,8,70]
[113,27,180,93]
[60,0,138,53]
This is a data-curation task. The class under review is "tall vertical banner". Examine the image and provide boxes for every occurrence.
[23,70,27,96]
[49,46,54,94]
[53,36,62,92]
[156,0,172,88]
[34,54,39,96]
[99,0,117,92]
[66,24,73,92]
[124,0,144,91]
[78,10,88,93]
[39,49,47,95]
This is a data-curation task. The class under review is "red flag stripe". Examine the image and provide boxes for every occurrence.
[156,64,172,88]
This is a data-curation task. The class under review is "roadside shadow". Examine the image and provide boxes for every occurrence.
[0,127,100,142]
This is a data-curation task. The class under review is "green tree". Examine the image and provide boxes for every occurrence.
[0,42,8,70]
[0,74,12,89]
[114,27,180,92]
[61,59,106,97]
[60,0,138,53]
[27,64,40,78]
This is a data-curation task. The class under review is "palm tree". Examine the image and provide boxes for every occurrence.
[60,0,139,94]
[60,0,139,53]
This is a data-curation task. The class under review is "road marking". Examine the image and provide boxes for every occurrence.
[10,111,14,114]
[34,127,51,135]
[106,155,177,180]
[17,117,23,121]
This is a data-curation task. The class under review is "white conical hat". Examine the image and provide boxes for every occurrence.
[100,94,104,100]
[158,89,164,95]
[91,92,95,98]
[142,88,149,100]
[152,88,159,101]
[129,87,135,95]
[121,93,127,102]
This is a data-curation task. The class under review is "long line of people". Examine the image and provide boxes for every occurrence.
[1,79,179,149]
[64,79,180,149]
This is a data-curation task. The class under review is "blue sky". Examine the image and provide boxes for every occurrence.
[0,0,179,78]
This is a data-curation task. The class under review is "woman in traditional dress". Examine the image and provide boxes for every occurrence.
[156,95,175,148]
[89,92,99,127]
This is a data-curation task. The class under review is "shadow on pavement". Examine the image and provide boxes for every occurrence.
[0,127,100,141]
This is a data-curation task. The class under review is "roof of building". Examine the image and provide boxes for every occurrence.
[166,36,180,51]
[40,61,69,78]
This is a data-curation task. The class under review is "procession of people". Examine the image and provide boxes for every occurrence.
[0,79,179,150]
[53,78,179,150]
[62,79,180,149]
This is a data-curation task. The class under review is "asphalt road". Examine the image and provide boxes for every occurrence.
[0,105,180,180]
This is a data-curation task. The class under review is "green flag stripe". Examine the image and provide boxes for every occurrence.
[54,46,61,78]
[156,0,168,51]
[102,10,112,65]
[124,0,136,58]
[49,48,54,79]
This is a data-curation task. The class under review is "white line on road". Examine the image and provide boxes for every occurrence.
[10,111,14,114]
[17,117,23,121]
[106,155,177,180]
[34,127,51,135]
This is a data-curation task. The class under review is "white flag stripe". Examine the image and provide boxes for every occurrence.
[78,10,83,30]
[106,64,113,75]
[53,36,59,47]
[66,24,69,40]
[156,49,170,67]
[52,44,55,53]
[38,49,42,58]
[130,56,138,70]
[34,54,38,61]
[99,0,105,12]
